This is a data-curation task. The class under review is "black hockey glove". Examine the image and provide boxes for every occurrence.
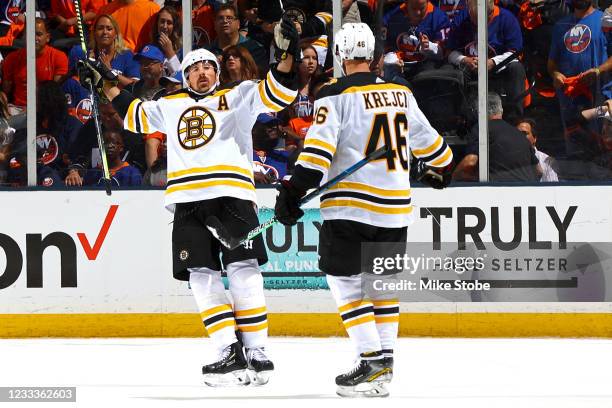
[77,58,118,102]
[274,14,301,62]
[274,179,305,226]
[411,159,454,189]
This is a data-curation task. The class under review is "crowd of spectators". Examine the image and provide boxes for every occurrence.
[0,0,610,188]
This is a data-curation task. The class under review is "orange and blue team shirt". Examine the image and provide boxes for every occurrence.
[549,9,611,99]
[446,5,523,57]
[63,77,93,123]
[383,1,450,62]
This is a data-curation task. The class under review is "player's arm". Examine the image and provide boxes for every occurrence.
[77,58,166,134]
[275,96,340,226]
[299,12,332,38]
[407,92,454,189]
[245,15,299,115]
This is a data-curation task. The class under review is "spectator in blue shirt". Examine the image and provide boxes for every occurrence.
[384,0,451,79]
[68,14,140,88]
[548,0,612,153]
[84,130,143,187]
[448,0,527,118]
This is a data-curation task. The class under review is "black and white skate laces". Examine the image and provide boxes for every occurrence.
[217,344,232,360]
[345,359,364,376]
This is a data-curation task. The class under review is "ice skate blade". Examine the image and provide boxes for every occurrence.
[247,369,272,386]
[336,382,389,398]
[203,369,250,387]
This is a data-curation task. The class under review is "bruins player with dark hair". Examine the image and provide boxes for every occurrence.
[78,16,300,387]
[274,22,453,397]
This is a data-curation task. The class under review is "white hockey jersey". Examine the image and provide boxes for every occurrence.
[120,70,297,211]
[295,72,453,228]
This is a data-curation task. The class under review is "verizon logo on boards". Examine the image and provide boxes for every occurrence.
[0,205,118,290]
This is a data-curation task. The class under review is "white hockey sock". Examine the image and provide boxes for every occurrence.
[189,268,237,351]
[327,274,382,355]
[372,299,399,353]
[226,259,268,349]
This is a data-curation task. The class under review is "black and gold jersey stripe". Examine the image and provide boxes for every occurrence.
[258,71,296,112]
[320,181,413,215]
[166,165,254,195]
[412,135,453,167]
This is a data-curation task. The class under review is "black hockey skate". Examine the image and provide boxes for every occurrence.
[246,347,274,386]
[335,352,392,398]
[202,341,250,387]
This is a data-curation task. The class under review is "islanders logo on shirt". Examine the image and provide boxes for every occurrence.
[193,27,211,48]
[464,42,496,58]
[36,134,58,165]
[75,97,93,123]
[396,32,425,63]
[564,24,591,54]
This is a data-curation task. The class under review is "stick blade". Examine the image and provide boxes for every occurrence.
[205,216,241,250]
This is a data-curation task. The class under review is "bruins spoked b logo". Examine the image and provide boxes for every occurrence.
[178,107,216,150]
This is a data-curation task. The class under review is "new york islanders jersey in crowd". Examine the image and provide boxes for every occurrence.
[447,6,523,56]
[294,73,453,228]
[383,1,450,62]
[113,69,297,211]
[549,9,611,98]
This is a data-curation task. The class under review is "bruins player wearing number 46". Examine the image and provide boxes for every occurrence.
[274,23,454,398]
[78,15,300,387]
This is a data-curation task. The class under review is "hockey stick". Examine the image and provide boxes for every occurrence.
[74,0,112,195]
[206,146,389,250]
[491,50,519,75]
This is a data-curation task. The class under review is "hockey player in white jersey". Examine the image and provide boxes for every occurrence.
[79,15,300,387]
[274,23,454,397]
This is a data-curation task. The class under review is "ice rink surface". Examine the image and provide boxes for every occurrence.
[1,337,611,408]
